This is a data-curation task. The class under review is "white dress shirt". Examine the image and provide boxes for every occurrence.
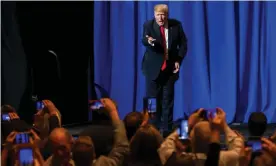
[148,22,168,59]
[148,23,168,50]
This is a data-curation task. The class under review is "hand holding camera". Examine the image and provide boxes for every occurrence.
[208,108,226,132]
[261,137,276,158]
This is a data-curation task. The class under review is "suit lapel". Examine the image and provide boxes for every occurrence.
[153,19,172,49]
[153,21,162,41]
[168,20,172,49]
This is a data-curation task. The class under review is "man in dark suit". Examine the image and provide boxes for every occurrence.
[141,4,188,131]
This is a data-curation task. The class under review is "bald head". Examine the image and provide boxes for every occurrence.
[50,127,72,143]
[49,128,73,161]
[191,121,211,153]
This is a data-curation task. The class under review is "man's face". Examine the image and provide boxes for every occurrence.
[154,11,167,26]
[51,136,72,162]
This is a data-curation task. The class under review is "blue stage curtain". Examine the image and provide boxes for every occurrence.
[93,1,276,123]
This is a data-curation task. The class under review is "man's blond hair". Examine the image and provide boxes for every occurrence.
[154,4,168,14]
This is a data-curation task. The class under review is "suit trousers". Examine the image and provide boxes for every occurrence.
[145,65,177,131]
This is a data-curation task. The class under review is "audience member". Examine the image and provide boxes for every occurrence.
[124,124,163,166]
[248,112,267,138]
[2,97,275,166]
[79,125,114,158]
[124,110,149,141]
[92,98,129,166]
[124,112,144,141]
[158,108,244,166]
[204,110,225,166]
[72,136,96,166]
[45,127,75,166]
[1,130,45,166]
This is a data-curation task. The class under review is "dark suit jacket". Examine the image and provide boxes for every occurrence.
[142,19,188,80]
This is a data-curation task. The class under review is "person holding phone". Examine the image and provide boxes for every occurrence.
[158,108,244,166]
[1,130,45,166]
[142,4,188,131]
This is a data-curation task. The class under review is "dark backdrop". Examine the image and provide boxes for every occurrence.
[1,2,29,120]
[1,2,94,124]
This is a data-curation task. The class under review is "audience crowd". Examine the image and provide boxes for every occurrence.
[1,98,276,166]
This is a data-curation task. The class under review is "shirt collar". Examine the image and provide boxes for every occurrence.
[160,22,168,29]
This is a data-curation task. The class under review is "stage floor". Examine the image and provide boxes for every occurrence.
[65,122,276,141]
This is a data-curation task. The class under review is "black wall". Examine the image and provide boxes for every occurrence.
[1,2,29,119]
[8,2,94,124]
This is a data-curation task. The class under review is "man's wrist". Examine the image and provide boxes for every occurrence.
[3,142,13,151]
[109,111,120,122]
[223,122,229,132]
[211,129,220,133]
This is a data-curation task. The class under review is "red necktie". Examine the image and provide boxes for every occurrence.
[160,26,167,71]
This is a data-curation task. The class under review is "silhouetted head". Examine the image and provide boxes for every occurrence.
[1,105,16,113]
[248,112,267,137]
[130,124,163,162]
[123,111,143,140]
[72,136,95,166]
[190,121,211,154]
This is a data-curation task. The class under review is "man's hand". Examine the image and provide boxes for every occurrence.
[262,137,276,159]
[141,110,149,126]
[4,131,17,151]
[8,112,20,120]
[216,107,227,129]
[29,129,42,148]
[100,98,117,114]
[208,111,224,132]
[100,98,120,122]
[239,147,252,166]
[42,100,58,116]
[173,62,180,73]
[6,131,17,143]
[188,108,205,130]
[146,35,156,45]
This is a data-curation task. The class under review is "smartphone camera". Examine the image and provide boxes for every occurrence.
[36,101,44,110]
[143,97,157,117]
[177,120,189,140]
[246,140,262,152]
[19,148,34,165]
[89,100,104,111]
[207,108,217,118]
[147,98,156,113]
[15,133,30,144]
[1,114,11,122]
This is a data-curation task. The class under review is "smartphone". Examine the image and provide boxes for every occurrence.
[36,101,44,110]
[206,108,217,118]
[72,135,79,140]
[177,120,189,140]
[89,100,104,110]
[143,97,157,114]
[246,140,262,152]
[19,148,34,165]
[1,114,11,122]
[15,133,30,144]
